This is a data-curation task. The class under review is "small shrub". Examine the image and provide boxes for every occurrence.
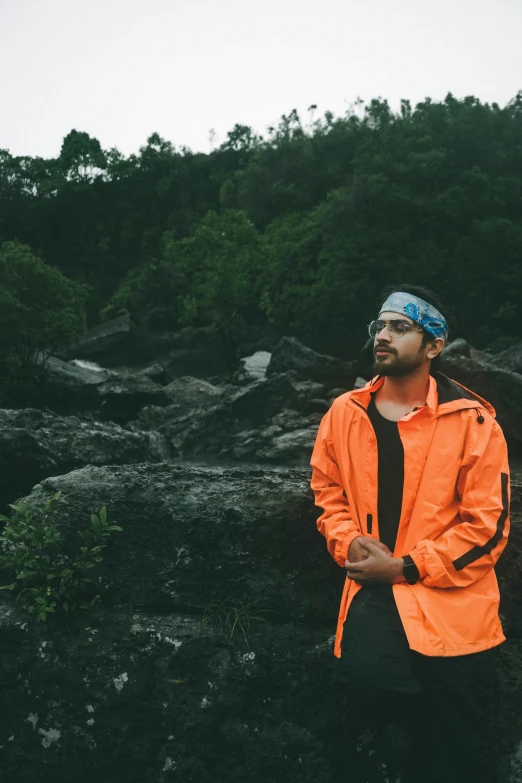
[0,490,123,621]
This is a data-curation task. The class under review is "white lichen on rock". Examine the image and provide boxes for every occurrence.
[162,757,176,771]
[147,630,182,648]
[38,727,61,748]
[26,713,38,729]
[113,672,129,691]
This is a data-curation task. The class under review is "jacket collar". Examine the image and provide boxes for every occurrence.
[347,372,496,418]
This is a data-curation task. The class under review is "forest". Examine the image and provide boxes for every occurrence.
[1,92,522,403]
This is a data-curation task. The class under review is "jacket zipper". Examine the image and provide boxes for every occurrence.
[350,397,377,538]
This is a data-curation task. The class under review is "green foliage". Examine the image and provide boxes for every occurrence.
[100,254,189,331]
[0,240,89,403]
[190,597,269,646]
[59,129,107,182]
[0,491,123,622]
[104,210,267,342]
[2,92,522,356]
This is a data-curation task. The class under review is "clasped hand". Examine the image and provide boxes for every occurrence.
[344,536,405,584]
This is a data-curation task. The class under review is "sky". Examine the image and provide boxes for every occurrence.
[1,0,521,159]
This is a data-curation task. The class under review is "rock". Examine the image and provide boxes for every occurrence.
[439,355,522,446]
[291,381,327,398]
[32,354,111,414]
[257,428,320,464]
[441,338,471,359]
[489,343,522,375]
[303,398,330,415]
[62,313,145,365]
[130,373,326,466]
[158,326,237,379]
[63,321,238,378]
[328,386,349,398]
[0,465,341,783]
[163,376,224,406]
[0,408,170,514]
[238,350,272,382]
[137,362,167,383]
[169,374,303,461]
[131,378,225,435]
[96,375,171,423]
[267,337,357,388]
[0,465,519,782]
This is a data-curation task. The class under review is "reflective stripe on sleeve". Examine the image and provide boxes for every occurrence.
[452,472,509,572]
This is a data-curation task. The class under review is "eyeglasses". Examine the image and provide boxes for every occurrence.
[368,319,424,339]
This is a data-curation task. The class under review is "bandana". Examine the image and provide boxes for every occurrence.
[379,292,448,340]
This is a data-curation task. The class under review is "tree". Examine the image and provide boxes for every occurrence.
[59,130,107,182]
[0,241,89,403]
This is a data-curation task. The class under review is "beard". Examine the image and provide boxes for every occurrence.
[372,348,425,377]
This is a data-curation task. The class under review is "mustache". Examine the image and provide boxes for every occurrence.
[374,345,396,355]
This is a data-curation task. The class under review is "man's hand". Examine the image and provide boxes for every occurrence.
[345,540,405,584]
[348,536,391,563]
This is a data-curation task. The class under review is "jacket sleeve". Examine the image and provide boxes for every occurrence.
[310,407,362,567]
[409,417,510,588]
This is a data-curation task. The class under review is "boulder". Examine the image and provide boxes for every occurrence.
[439,354,522,446]
[158,326,238,380]
[0,408,170,515]
[137,362,168,384]
[0,465,519,782]
[32,354,110,414]
[238,350,272,382]
[96,375,171,423]
[489,343,522,376]
[291,380,327,399]
[256,427,321,464]
[131,374,325,466]
[62,313,146,365]
[267,337,357,389]
[131,378,225,440]
[441,338,471,359]
[227,408,323,465]
[163,376,224,407]
[63,320,238,378]
[167,374,305,461]
[0,464,342,783]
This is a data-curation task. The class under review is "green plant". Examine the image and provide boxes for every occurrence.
[189,597,269,646]
[0,490,123,621]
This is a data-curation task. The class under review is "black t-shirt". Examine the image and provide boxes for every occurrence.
[366,394,405,553]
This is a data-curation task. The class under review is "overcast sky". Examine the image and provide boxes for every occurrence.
[2,0,521,159]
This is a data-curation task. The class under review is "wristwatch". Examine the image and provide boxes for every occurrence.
[402,554,420,585]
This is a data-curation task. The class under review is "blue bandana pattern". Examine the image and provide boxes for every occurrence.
[379,292,448,340]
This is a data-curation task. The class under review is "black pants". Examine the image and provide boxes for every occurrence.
[332,585,500,783]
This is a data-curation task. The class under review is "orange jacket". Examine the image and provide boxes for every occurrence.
[310,372,510,658]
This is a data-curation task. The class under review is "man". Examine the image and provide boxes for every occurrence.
[310,285,510,783]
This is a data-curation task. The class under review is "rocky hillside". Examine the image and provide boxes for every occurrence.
[1,317,522,782]
[0,465,520,783]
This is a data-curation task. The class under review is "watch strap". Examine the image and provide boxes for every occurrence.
[403,554,420,584]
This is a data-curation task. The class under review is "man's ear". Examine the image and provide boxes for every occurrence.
[426,338,445,360]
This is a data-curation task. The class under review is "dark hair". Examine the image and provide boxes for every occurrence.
[379,283,451,371]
